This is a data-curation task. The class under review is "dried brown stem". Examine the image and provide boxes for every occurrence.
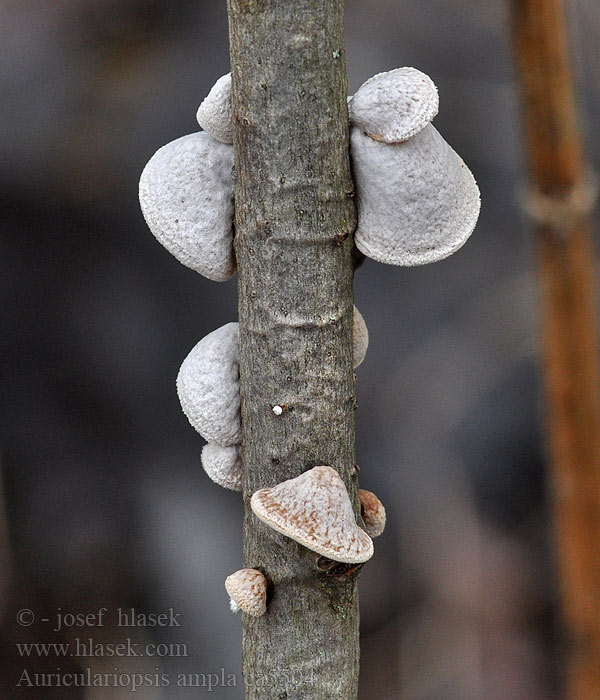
[510,1,600,697]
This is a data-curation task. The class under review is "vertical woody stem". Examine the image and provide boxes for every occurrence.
[511,1,600,697]
[227,1,360,698]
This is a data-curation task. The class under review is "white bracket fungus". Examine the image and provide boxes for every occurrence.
[348,67,439,143]
[351,124,480,266]
[179,308,367,490]
[250,465,373,564]
[142,69,479,280]
[349,67,480,266]
[359,489,386,538]
[196,73,234,144]
[176,322,241,446]
[352,305,369,369]
[139,131,235,281]
[201,442,242,491]
[225,569,267,617]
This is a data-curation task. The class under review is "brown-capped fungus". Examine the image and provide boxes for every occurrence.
[225,569,267,616]
[359,489,386,538]
[251,466,373,564]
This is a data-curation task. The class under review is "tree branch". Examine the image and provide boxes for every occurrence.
[227,1,360,698]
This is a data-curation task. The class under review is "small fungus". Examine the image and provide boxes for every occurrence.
[196,73,234,144]
[225,569,267,617]
[359,489,386,538]
[201,442,242,491]
[176,322,241,446]
[348,67,439,143]
[272,405,284,416]
[352,305,369,368]
[251,465,373,564]
[139,132,235,281]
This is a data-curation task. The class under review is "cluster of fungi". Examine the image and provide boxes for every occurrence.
[139,67,480,616]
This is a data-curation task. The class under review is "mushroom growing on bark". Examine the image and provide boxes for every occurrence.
[201,442,243,491]
[140,57,481,695]
[352,305,369,369]
[349,67,480,266]
[196,73,234,144]
[349,67,439,143]
[251,465,373,564]
[176,322,241,446]
[359,489,386,538]
[143,68,478,282]
[225,568,268,616]
[178,306,368,490]
[139,131,235,281]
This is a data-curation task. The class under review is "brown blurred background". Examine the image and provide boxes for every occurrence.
[2,0,600,698]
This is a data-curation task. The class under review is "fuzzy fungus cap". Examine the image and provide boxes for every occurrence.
[177,322,241,446]
[359,489,386,538]
[201,442,242,491]
[351,123,480,266]
[139,131,235,281]
[251,466,374,564]
[225,569,267,617]
[196,73,234,144]
[349,67,439,144]
[352,305,369,369]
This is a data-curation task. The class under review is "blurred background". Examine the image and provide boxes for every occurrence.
[2,0,600,697]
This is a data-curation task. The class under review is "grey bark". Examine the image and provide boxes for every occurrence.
[226,1,360,698]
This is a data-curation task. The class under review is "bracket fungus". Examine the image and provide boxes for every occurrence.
[359,489,386,538]
[196,73,234,144]
[176,322,241,446]
[201,442,242,491]
[139,131,235,281]
[348,67,439,143]
[349,67,480,266]
[352,305,369,369]
[225,569,267,617]
[250,466,374,564]
[177,307,369,491]
[177,307,368,490]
